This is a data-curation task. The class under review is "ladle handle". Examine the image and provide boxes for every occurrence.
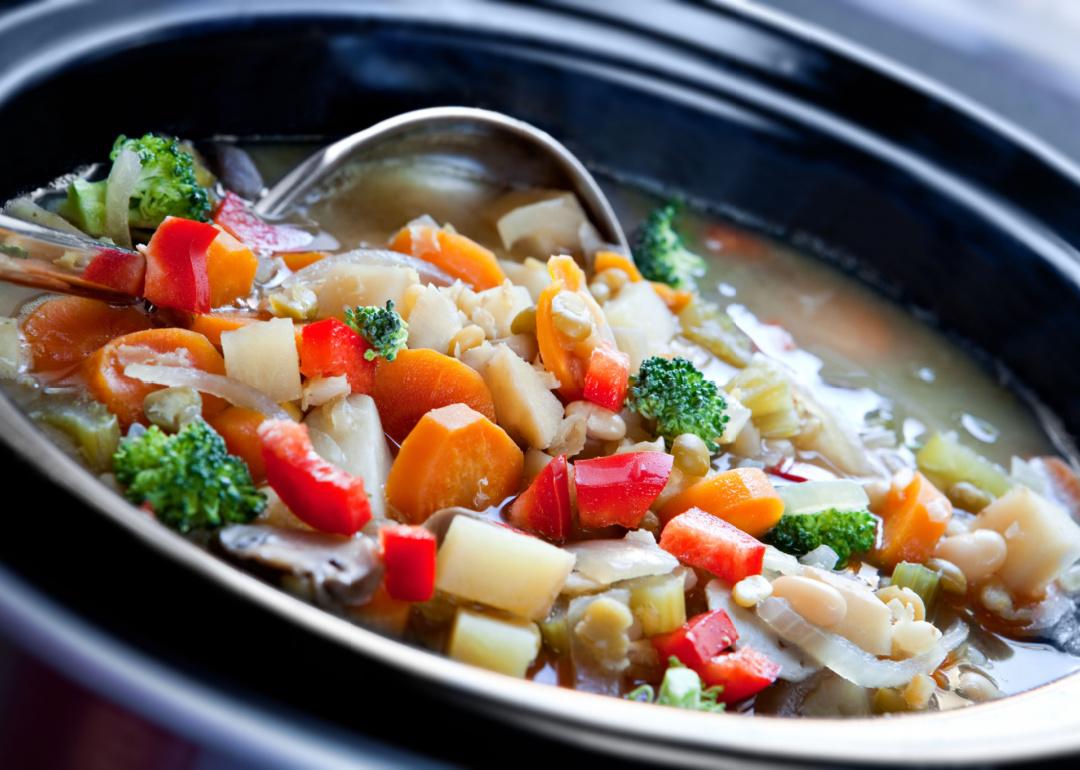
[0,214,140,304]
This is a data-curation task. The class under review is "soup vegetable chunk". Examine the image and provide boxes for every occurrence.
[5,133,1080,718]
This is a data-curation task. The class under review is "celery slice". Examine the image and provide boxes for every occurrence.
[891,561,941,611]
[678,298,753,368]
[628,573,687,636]
[724,356,801,438]
[35,400,120,472]
[916,432,1011,498]
[779,480,870,516]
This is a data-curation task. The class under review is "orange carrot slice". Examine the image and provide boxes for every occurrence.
[207,406,268,482]
[659,467,784,538]
[388,223,506,289]
[280,251,328,272]
[386,403,523,523]
[372,348,496,443]
[21,296,152,372]
[82,328,227,427]
[188,310,265,347]
[206,229,258,308]
[876,471,952,568]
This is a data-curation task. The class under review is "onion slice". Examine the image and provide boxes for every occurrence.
[105,148,141,249]
[564,530,678,586]
[4,198,86,236]
[283,248,454,289]
[124,364,290,420]
[757,597,968,689]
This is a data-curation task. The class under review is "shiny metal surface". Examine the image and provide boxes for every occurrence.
[255,106,629,252]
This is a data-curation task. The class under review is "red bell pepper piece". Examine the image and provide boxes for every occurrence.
[214,191,313,252]
[299,318,376,393]
[143,216,217,313]
[82,247,146,296]
[652,610,738,669]
[379,524,437,602]
[698,646,781,703]
[574,451,673,529]
[659,507,765,583]
[582,343,629,412]
[258,419,372,535]
[507,455,573,541]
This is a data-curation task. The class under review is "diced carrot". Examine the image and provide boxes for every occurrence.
[207,406,267,482]
[650,281,694,314]
[659,467,784,538]
[206,229,258,307]
[386,403,523,524]
[188,311,265,347]
[875,471,952,568]
[593,250,644,282]
[280,251,327,272]
[536,255,615,401]
[372,348,496,443]
[21,296,152,372]
[82,328,227,427]
[388,223,506,290]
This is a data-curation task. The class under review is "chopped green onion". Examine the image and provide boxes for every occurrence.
[891,561,942,611]
[625,657,726,713]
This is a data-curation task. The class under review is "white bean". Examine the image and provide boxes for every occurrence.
[935,529,1007,583]
[892,620,941,657]
[957,671,1002,703]
[771,575,847,627]
[733,575,773,608]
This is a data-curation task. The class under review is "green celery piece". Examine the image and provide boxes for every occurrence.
[916,432,1011,498]
[59,178,107,237]
[891,561,942,611]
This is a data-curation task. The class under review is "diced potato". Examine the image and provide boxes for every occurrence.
[611,326,650,375]
[304,394,393,520]
[499,257,552,302]
[0,317,22,378]
[404,283,463,353]
[436,516,576,620]
[492,190,589,256]
[628,573,687,636]
[471,281,533,339]
[313,264,418,319]
[221,317,301,401]
[524,447,554,483]
[806,567,893,655]
[975,486,1080,597]
[603,282,676,356]
[448,608,541,677]
[917,432,1012,499]
[482,344,563,449]
[458,340,498,373]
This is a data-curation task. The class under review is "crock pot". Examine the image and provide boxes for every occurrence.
[2,1,1080,766]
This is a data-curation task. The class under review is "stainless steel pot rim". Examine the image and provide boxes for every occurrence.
[1,0,1079,765]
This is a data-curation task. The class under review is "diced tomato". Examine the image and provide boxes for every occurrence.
[582,343,629,412]
[81,247,146,296]
[574,452,673,529]
[143,217,218,313]
[299,318,376,393]
[214,191,313,252]
[659,507,765,583]
[698,646,781,703]
[508,455,573,541]
[258,419,371,535]
[652,610,738,669]
[379,524,437,602]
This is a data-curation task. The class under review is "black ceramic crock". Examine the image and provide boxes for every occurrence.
[2,1,1080,766]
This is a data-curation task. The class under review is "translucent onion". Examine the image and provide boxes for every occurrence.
[123,364,290,420]
[757,597,968,689]
[564,531,678,586]
[800,544,840,571]
[4,198,86,236]
[495,193,588,254]
[283,248,453,288]
[105,148,141,249]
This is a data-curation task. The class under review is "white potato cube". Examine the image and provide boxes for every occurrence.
[471,281,533,338]
[604,282,676,356]
[500,257,552,302]
[304,395,393,521]
[436,516,575,620]
[975,486,1080,597]
[482,344,563,449]
[405,283,464,353]
[448,609,541,677]
[314,264,418,319]
[221,318,301,402]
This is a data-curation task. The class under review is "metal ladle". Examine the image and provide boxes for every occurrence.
[0,107,628,302]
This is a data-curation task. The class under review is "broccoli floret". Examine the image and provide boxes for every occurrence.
[764,508,878,567]
[110,133,211,228]
[345,300,408,361]
[113,419,265,532]
[627,356,729,453]
[631,202,707,289]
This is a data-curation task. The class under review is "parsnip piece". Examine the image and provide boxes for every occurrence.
[611,326,650,375]
[436,516,576,620]
[304,395,393,520]
[975,486,1080,597]
[221,317,301,401]
[482,344,563,449]
[404,283,463,353]
[313,264,418,319]
[448,609,541,677]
